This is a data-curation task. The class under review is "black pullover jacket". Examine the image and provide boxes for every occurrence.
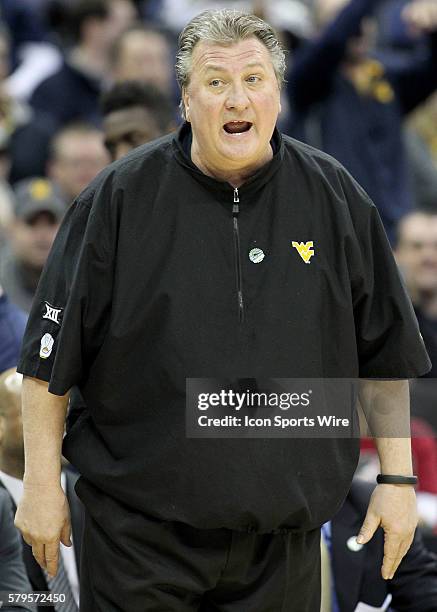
[18,123,430,533]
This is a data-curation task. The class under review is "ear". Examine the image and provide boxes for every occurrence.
[182,87,190,122]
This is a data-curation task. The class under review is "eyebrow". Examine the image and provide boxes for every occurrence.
[203,62,266,73]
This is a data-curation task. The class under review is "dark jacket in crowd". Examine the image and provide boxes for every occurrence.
[0,468,83,612]
[287,0,437,242]
[0,488,34,612]
[0,291,27,373]
[30,60,102,128]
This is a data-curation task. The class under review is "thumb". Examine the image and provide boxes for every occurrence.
[60,520,72,547]
[356,512,380,544]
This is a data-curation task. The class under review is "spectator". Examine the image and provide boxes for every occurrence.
[0,25,58,184]
[287,0,437,242]
[0,284,26,374]
[109,24,174,97]
[0,488,35,612]
[0,368,83,610]
[0,0,62,102]
[322,479,437,611]
[0,178,65,312]
[404,128,437,212]
[47,124,109,205]
[395,210,437,376]
[101,80,175,160]
[30,0,137,128]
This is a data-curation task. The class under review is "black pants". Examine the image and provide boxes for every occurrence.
[76,479,321,612]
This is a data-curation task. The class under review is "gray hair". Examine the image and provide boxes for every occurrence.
[176,9,286,119]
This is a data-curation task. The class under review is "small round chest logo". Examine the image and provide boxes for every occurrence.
[249,248,265,264]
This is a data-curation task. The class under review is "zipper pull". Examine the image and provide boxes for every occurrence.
[233,187,239,215]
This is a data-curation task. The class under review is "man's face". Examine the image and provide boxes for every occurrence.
[11,211,60,270]
[315,0,376,62]
[91,0,136,51]
[103,106,165,160]
[182,38,281,177]
[49,133,110,201]
[106,0,137,43]
[395,214,437,295]
[113,31,173,94]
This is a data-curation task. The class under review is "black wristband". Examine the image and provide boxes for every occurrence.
[376,474,418,486]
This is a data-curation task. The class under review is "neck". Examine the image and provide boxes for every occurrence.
[0,455,24,480]
[191,144,273,188]
[418,291,437,319]
[71,44,108,79]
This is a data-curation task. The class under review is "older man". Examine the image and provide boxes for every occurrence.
[15,10,429,612]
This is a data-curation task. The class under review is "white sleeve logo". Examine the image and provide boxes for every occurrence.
[43,301,63,325]
[40,333,54,359]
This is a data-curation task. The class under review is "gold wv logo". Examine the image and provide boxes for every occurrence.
[292,241,314,264]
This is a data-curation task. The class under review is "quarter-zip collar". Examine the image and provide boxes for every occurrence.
[172,121,284,201]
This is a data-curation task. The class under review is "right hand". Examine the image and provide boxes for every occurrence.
[14,482,72,577]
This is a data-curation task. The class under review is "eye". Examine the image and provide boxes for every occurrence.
[210,79,223,87]
[247,75,261,83]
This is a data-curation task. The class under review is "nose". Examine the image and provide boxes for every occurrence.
[225,83,250,112]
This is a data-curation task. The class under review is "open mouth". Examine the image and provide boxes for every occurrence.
[223,121,253,134]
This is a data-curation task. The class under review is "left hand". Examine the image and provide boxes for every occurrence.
[356,484,418,580]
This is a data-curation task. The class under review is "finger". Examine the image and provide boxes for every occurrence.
[32,542,46,570]
[382,535,402,580]
[387,536,414,580]
[60,520,72,547]
[357,512,380,544]
[44,542,60,578]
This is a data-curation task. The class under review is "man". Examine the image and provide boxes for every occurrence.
[324,479,437,611]
[15,10,430,611]
[30,0,137,128]
[0,25,58,185]
[1,0,62,103]
[394,211,437,440]
[109,25,175,98]
[0,488,35,612]
[0,368,83,611]
[101,80,176,160]
[287,0,437,242]
[0,178,65,312]
[394,211,437,376]
[395,211,437,322]
[47,124,110,205]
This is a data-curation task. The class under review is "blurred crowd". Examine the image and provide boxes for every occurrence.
[1,0,437,610]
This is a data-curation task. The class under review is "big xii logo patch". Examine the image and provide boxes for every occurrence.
[42,301,63,325]
[292,241,314,264]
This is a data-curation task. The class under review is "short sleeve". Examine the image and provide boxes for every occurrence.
[342,172,431,378]
[17,171,118,395]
